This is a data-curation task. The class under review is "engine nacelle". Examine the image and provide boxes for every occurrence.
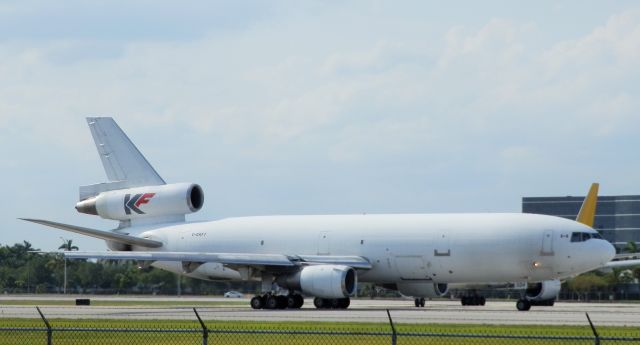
[75,183,204,220]
[276,265,357,298]
[397,282,449,298]
[525,279,561,301]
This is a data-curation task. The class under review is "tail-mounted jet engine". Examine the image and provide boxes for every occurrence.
[75,183,204,220]
[276,265,357,298]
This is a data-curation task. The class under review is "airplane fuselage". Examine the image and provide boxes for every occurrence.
[140,212,613,285]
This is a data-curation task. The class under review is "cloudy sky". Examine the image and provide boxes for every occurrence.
[1,1,639,251]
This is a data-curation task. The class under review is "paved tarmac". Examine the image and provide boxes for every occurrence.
[1,297,639,326]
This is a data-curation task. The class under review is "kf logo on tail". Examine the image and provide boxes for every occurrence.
[124,193,155,215]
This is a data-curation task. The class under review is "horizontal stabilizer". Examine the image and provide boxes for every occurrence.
[19,218,163,248]
[63,251,372,269]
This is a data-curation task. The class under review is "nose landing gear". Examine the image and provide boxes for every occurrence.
[516,299,531,311]
[414,298,425,307]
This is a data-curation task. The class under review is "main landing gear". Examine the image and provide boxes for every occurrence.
[313,297,350,309]
[461,295,486,306]
[516,298,554,311]
[414,298,425,307]
[250,293,304,310]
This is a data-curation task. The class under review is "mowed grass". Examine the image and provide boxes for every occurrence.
[0,299,245,307]
[0,318,639,345]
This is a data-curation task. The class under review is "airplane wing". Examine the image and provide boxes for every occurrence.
[613,252,640,260]
[20,218,163,248]
[63,251,373,270]
[603,259,640,268]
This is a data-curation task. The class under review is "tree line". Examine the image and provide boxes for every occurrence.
[0,241,257,295]
[0,240,638,298]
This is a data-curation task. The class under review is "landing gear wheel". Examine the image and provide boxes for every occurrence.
[313,297,326,309]
[419,298,425,307]
[516,299,531,311]
[338,298,350,309]
[330,298,341,309]
[265,295,279,309]
[250,296,264,309]
[293,294,304,308]
[480,297,486,306]
[414,298,420,307]
[276,295,288,309]
[287,294,304,309]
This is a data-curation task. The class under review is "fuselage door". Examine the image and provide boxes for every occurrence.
[395,255,430,280]
[541,230,554,256]
[318,231,330,255]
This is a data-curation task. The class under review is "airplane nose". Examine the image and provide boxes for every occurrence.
[602,240,616,264]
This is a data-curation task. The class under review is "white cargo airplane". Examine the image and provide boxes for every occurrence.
[23,118,631,311]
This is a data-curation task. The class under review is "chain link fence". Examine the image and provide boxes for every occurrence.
[1,307,639,344]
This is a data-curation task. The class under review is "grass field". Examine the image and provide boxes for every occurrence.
[1,318,638,345]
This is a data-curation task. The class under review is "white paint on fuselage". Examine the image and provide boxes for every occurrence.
[141,213,615,285]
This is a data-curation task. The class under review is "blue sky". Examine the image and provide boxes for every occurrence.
[1,1,639,251]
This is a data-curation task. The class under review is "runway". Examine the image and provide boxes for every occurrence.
[1,297,639,326]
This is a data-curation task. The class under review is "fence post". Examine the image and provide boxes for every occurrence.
[36,307,52,345]
[585,312,600,345]
[193,308,208,345]
[386,309,397,345]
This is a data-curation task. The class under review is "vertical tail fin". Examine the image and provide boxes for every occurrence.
[576,183,599,227]
[86,117,165,187]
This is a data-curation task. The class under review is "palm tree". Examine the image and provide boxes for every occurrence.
[58,238,78,294]
[58,239,79,251]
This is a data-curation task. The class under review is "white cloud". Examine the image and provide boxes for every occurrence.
[2,2,640,250]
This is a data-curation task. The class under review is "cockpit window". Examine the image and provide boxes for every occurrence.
[571,231,603,242]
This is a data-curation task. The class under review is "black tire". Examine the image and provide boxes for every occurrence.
[419,298,425,307]
[516,299,531,311]
[330,298,341,309]
[287,295,297,309]
[265,295,279,309]
[250,296,264,310]
[313,297,325,309]
[480,297,486,306]
[414,298,420,307]
[338,298,350,309]
[293,294,304,308]
[276,295,288,309]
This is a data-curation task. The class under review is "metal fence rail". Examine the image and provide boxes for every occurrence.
[0,307,638,345]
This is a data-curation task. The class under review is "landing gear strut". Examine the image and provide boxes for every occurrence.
[251,293,304,310]
[414,298,425,307]
[313,297,350,309]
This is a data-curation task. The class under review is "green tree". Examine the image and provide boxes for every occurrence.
[58,239,79,251]
[566,273,608,300]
